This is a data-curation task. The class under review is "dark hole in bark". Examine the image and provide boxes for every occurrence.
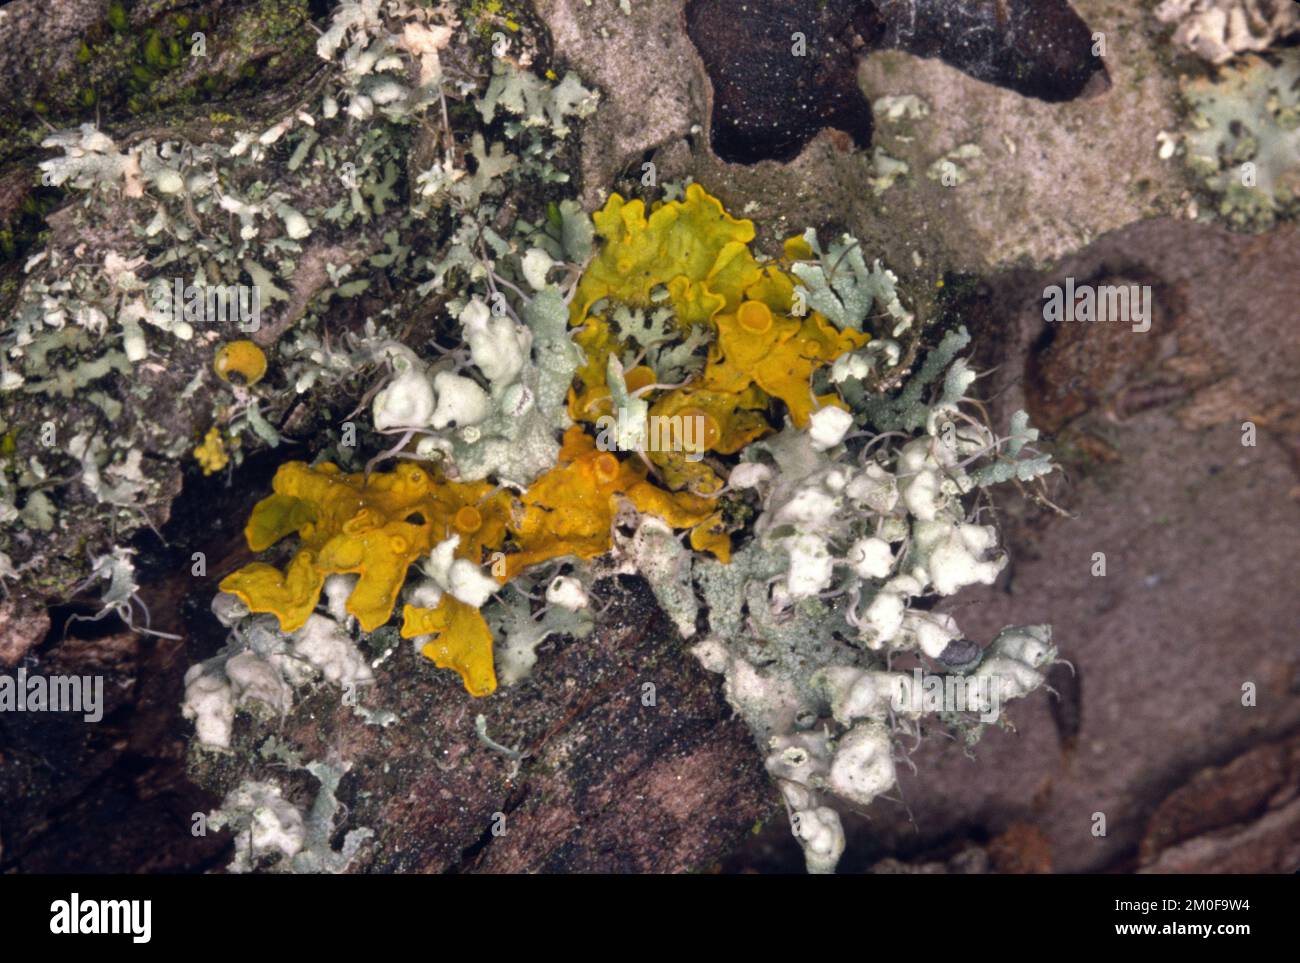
[686,0,1109,165]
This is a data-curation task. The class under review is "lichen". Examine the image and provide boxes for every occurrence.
[218,461,511,634]
[1,0,593,595]
[1156,0,1299,64]
[214,340,268,387]
[684,337,1060,873]
[194,427,230,475]
[1181,51,1300,231]
[184,590,380,749]
[207,760,373,873]
[0,0,1068,876]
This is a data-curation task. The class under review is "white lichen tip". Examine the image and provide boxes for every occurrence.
[430,370,491,430]
[808,404,854,451]
[545,575,589,611]
[460,297,530,386]
[423,536,499,608]
[372,363,435,431]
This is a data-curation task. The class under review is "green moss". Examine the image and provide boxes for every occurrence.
[0,0,322,171]
[107,2,128,33]
[464,0,527,38]
[143,30,165,68]
[1182,53,1300,232]
[934,271,982,314]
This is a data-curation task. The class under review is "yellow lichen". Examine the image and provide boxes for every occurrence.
[221,552,325,634]
[504,426,723,577]
[219,461,510,635]
[401,597,497,697]
[220,442,719,693]
[214,339,269,386]
[568,316,623,421]
[221,186,874,697]
[704,299,868,427]
[194,427,229,474]
[643,383,770,492]
[573,183,761,328]
[570,187,869,446]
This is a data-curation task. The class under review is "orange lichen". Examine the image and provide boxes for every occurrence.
[401,597,497,697]
[214,339,268,386]
[193,426,230,475]
[704,299,868,427]
[503,426,725,577]
[220,187,875,699]
[219,461,509,635]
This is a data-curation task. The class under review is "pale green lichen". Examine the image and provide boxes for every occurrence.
[789,229,914,336]
[207,760,373,873]
[680,326,1058,873]
[1,0,597,591]
[487,575,595,686]
[183,587,379,750]
[1156,0,1299,65]
[366,284,585,488]
[477,58,600,138]
[1182,50,1300,231]
[0,0,1066,878]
